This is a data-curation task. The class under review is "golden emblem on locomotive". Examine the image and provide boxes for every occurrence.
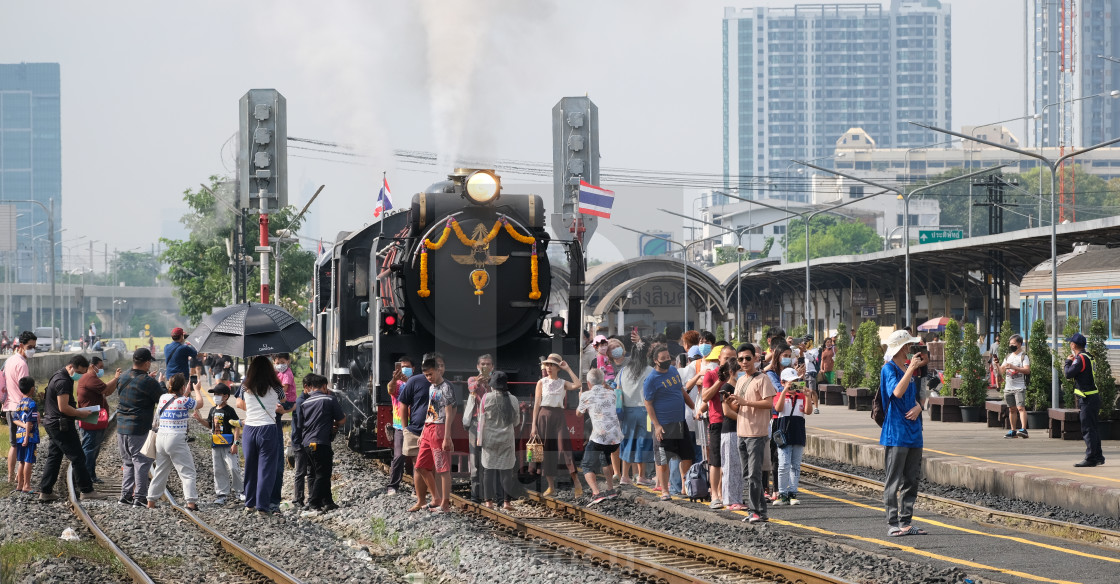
[452,223,509,296]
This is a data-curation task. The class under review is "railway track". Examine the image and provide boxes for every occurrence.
[801,462,1120,548]
[376,461,849,584]
[64,415,303,584]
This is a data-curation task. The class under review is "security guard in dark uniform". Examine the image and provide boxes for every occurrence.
[1064,333,1105,467]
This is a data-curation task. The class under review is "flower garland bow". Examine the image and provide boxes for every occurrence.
[418,217,540,300]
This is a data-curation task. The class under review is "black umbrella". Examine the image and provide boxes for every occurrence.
[188,302,314,358]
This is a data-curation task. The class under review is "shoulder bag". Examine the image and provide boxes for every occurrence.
[772,394,797,449]
[140,396,174,459]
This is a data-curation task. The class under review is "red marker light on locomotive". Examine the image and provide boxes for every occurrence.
[380,309,400,332]
[550,317,565,335]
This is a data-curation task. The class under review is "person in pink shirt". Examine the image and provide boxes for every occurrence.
[4,331,36,483]
[270,353,297,509]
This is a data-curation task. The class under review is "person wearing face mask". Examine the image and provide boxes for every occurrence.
[463,354,495,503]
[763,344,799,500]
[602,338,629,479]
[4,331,36,484]
[207,382,243,505]
[268,353,297,510]
[386,357,417,495]
[999,335,1031,439]
[76,356,123,484]
[643,343,694,500]
[596,336,620,384]
[37,355,107,502]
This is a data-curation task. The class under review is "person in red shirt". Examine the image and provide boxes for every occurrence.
[76,356,122,483]
[698,344,734,509]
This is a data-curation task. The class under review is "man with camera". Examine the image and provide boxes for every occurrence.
[880,330,928,537]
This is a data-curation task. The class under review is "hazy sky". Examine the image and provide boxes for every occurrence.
[0,0,1028,264]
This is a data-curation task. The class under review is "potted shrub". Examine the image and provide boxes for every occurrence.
[835,322,851,384]
[861,320,884,393]
[957,323,988,422]
[1089,319,1118,439]
[844,321,866,391]
[996,320,1013,393]
[944,319,963,394]
[1025,318,1052,429]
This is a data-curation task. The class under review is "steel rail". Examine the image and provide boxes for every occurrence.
[376,460,851,583]
[519,490,850,584]
[162,491,303,584]
[802,462,1120,547]
[66,464,156,584]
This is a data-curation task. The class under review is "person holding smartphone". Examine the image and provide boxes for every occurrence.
[773,369,814,506]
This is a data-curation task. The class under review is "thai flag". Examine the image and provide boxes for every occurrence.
[374,177,394,218]
[577,180,614,219]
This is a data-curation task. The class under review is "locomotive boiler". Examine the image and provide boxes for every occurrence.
[313,169,586,456]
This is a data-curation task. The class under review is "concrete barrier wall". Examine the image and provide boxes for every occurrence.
[806,433,1120,519]
[1,348,126,380]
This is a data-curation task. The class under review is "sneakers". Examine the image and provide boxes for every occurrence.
[1003,430,1017,439]
[386,488,398,496]
[789,495,800,506]
[38,492,59,503]
[635,477,654,487]
[588,494,608,506]
[118,495,134,506]
[323,503,339,512]
[606,489,620,500]
[239,493,247,502]
[133,496,148,507]
[80,490,107,501]
[611,474,621,483]
[618,477,633,486]
[746,512,766,524]
[709,499,724,510]
[1017,429,1029,438]
[727,503,746,511]
[215,495,228,505]
[773,494,790,506]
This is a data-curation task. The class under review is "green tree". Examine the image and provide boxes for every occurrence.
[788,324,807,339]
[760,324,771,347]
[943,319,962,381]
[844,321,867,389]
[958,323,987,407]
[860,321,884,392]
[714,238,775,266]
[835,322,851,381]
[783,216,883,263]
[109,251,161,287]
[1088,319,1117,419]
[997,320,1014,391]
[1026,319,1052,412]
[160,175,316,325]
[1060,317,1081,408]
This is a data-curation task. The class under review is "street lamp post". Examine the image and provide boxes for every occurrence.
[794,161,1007,329]
[912,121,1120,409]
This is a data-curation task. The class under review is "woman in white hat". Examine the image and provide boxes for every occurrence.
[772,367,815,506]
[530,353,582,496]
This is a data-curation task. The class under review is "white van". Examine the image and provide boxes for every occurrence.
[33,327,62,352]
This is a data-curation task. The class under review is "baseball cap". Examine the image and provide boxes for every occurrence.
[687,346,702,360]
[1068,332,1087,347]
[133,347,154,363]
[171,327,185,337]
[593,334,608,345]
[208,383,231,395]
[780,367,801,383]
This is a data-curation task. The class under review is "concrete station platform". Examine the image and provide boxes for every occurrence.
[805,403,1120,519]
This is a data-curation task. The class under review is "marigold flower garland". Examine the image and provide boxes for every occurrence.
[417,217,541,299]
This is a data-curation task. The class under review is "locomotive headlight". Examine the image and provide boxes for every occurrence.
[465,170,501,204]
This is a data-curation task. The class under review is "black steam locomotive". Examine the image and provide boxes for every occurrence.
[312,169,586,455]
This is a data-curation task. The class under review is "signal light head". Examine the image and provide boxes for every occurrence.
[380,309,400,332]
[550,317,565,336]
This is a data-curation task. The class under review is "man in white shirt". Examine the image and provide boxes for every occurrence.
[999,334,1031,439]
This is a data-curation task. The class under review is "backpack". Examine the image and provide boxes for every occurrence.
[872,375,887,428]
[683,460,710,502]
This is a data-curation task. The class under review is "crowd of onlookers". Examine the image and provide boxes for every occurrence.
[1,327,346,516]
[384,326,838,524]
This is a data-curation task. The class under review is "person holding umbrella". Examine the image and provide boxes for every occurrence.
[236,356,287,514]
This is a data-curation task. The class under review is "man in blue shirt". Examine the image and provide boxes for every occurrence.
[880,330,928,537]
[643,343,695,501]
[163,327,197,379]
[396,352,440,512]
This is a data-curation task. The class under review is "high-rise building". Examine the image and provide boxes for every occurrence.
[1027,0,1120,149]
[0,62,61,284]
[723,1,952,198]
